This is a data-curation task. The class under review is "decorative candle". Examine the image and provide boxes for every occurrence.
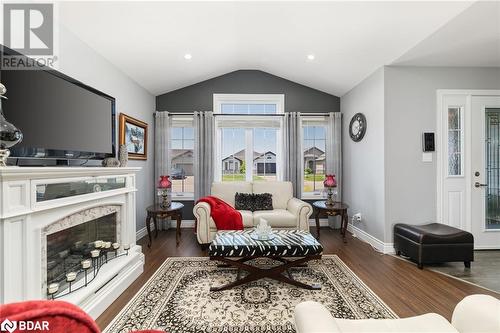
[112,242,120,249]
[94,240,103,248]
[66,272,77,282]
[104,241,111,249]
[123,244,130,250]
[81,259,91,269]
[47,283,59,294]
[91,249,100,258]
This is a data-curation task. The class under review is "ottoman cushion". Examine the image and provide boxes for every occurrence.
[394,223,473,244]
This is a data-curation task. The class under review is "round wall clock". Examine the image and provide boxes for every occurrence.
[349,113,366,142]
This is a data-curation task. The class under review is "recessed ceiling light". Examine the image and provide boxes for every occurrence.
[307,54,315,61]
[184,53,192,60]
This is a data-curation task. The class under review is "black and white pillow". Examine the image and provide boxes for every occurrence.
[234,192,273,211]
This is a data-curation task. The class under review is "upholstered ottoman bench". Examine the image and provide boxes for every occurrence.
[394,223,473,269]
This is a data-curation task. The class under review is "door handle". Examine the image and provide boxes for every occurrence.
[475,182,488,188]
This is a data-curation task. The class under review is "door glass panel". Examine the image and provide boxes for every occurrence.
[448,107,462,176]
[485,108,500,230]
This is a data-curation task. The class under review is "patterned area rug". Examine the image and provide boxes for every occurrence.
[104,255,397,333]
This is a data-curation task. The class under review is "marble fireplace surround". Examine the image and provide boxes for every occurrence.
[0,167,145,319]
[41,205,122,298]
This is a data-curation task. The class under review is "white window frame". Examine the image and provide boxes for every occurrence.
[301,116,328,200]
[213,94,285,182]
[170,115,194,200]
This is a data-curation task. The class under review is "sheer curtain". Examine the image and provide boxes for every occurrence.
[284,112,302,198]
[326,112,342,200]
[154,111,171,202]
[194,111,214,200]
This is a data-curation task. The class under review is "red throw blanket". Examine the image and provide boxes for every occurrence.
[196,196,243,230]
[0,300,164,333]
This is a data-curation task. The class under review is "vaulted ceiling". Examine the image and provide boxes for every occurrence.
[58,1,497,97]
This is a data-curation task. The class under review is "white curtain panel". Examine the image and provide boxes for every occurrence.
[326,112,342,200]
[154,111,171,202]
[194,111,215,200]
[284,111,303,198]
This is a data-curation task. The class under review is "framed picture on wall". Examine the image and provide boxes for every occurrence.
[119,113,148,160]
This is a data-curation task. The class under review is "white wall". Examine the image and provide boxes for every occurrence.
[384,66,500,241]
[341,68,386,241]
[58,26,155,230]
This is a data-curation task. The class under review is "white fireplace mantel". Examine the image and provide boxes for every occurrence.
[0,166,145,319]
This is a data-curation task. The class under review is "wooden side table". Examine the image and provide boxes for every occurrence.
[312,201,349,242]
[146,202,184,247]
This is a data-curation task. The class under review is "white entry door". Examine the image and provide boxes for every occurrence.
[471,96,500,249]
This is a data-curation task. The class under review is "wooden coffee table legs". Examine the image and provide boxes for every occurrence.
[210,255,322,292]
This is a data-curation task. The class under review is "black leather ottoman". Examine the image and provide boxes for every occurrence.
[394,223,474,269]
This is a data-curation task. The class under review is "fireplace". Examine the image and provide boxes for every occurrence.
[0,167,144,319]
[41,205,123,298]
[46,212,118,297]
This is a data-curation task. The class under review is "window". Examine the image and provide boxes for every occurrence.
[302,117,327,197]
[214,94,284,182]
[170,116,194,197]
[448,107,463,176]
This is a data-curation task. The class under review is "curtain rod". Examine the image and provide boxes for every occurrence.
[153,112,337,116]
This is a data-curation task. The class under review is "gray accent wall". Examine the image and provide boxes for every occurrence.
[156,70,340,112]
[157,69,340,221]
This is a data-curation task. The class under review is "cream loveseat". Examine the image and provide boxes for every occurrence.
[294,294,500,333]
[194,181,313,244]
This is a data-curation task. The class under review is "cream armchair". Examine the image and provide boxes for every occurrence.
[194,181,312,244]
[294,294,500,333]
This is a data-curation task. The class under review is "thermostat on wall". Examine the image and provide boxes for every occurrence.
[422,132,435,152]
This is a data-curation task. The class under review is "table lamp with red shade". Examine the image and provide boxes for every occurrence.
[157,175,172,208]
[323,174,337,206]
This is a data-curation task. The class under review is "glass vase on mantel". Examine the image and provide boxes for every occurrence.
[119,144,128,167]
[157,175,172,209]
[0,83,23,167]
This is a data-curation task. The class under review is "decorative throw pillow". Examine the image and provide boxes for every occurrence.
[234,192,273,211]
[253,193,273,211]
[234,192,254,211]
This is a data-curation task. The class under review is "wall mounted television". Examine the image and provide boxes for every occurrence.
[0,46,116,163]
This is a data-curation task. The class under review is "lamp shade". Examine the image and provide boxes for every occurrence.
[323,174,336,188]
[158,175,172,188]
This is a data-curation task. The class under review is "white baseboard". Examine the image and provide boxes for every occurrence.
[136,220,196,240]
[347,224,395,254]
[136,226,149,241]
[474,245,500,250]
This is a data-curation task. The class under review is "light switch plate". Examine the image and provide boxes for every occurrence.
[422,152,433,162]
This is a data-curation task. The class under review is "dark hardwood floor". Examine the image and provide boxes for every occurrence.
[96,227,499,330]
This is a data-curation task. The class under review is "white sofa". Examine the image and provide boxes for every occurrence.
[294,294,500,333]
[193,181,313,244]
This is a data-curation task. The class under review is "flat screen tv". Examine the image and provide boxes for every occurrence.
[0,47,116,162]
